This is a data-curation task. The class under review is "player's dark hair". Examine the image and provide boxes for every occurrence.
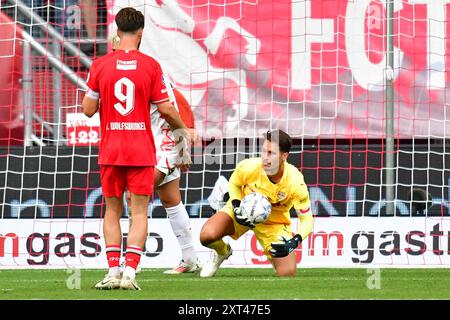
[115,7,145,33]
[265,130,292,153]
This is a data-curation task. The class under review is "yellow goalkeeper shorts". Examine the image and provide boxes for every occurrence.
[221,202,293,259]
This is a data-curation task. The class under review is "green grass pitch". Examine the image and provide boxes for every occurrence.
[0,268,449,300]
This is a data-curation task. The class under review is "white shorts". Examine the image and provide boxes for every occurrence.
[155,151,181,186]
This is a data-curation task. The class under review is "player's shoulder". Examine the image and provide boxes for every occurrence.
[285,162,306,183]
[91,51,117,68]
[89,52,124,75]
[285,163,309,197]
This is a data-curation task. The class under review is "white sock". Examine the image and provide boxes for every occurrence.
[108,267,120,277]
[166,202,198,263]
[123,266,136,279]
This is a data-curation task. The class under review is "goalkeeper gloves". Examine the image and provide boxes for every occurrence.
[231,199,255,229]
[269,234,303,258]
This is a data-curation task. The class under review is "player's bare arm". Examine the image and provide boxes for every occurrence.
[157,100,187,130]
[157,100,198,143]
[81,95,99,117]
[157,100,193,168]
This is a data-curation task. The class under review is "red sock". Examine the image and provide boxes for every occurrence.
[125,246,142,270]
[106,245,121,268]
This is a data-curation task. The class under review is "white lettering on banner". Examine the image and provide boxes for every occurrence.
[1,218,450,268]
[66,112,100,128]
[66,5,81,30]
[110,0,450,140]
[345,0,405,91]
[107,0,450,139]
[409,0,450,89]
[109,122,146,130]
[291,0,334,90]
[66,113,100,146]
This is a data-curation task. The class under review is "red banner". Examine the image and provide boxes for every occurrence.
[0,12,24,145]
[109,0,450,139]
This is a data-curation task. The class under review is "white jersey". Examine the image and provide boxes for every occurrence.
[151,74,179,155]
[150,74,190,183]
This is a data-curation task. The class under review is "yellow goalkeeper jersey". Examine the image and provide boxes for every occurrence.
[229,157,311,225]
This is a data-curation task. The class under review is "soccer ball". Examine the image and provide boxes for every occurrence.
[240,192,272,224]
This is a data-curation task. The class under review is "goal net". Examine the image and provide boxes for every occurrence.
[0,0,449,268]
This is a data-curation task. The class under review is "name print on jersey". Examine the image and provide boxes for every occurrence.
[116,59,137,70]
[108,122,146,131]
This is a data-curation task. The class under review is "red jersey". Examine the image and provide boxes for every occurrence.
[86,49,169,166]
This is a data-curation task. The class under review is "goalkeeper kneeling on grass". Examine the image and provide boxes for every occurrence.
[199,130,314,277]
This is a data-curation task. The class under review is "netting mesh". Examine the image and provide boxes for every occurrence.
[0,0,449,268]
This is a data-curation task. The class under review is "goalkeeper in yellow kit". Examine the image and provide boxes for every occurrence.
[199,130,314,277]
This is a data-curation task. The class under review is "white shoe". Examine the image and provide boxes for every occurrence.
[164,260,202,274]
[94,274,121,290]
[120,276,141,290]
[200,245,232,278]
[120,261,142,274]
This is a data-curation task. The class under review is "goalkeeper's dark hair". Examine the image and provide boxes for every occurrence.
[115,7,144,33]
[265,129,292,153]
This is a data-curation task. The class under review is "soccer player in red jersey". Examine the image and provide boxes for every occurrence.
[125,76,201,275]
[110,32,200,274]
[82,7,189,290]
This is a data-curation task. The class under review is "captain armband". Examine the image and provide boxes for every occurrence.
[86,88,100,100]
[299,207,311,214]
